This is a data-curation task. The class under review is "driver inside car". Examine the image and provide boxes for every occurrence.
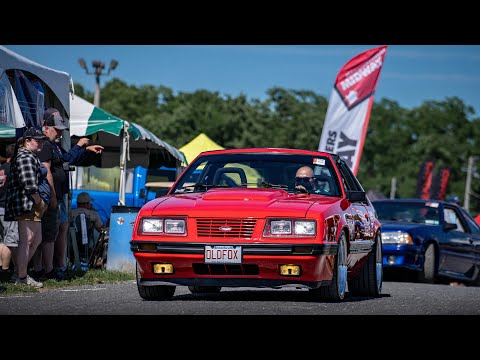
[294,166,330,194]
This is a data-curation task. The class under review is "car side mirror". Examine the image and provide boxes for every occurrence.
[347,190,366,202]
[444,222,457,231]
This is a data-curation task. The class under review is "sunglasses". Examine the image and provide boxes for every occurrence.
[295,176,314,183]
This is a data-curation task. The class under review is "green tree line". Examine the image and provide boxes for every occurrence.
[74,79,480,214]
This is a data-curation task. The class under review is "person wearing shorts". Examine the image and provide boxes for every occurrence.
[5,128,48,288]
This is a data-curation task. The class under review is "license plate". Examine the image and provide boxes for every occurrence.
[204,245,242,264]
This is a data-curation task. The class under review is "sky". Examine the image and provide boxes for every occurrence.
[4,45,480,117]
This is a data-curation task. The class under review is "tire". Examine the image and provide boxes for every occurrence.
[188,285,222,294]
[136,263,176,301]
[348,231,383,297]
[310,231,348,302]
[418,243,436,283]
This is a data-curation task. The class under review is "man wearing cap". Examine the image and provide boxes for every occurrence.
[71,192,104,262]
[71,192,104,231]
[37,108,104,280]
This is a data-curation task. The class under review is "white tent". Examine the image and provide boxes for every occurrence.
[0,45,73,151]
[0,46,72,117]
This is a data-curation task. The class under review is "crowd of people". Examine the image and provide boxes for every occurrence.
[0,108,104,289]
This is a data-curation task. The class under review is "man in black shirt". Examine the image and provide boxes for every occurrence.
[34,108,103,279]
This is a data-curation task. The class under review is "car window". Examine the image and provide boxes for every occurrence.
[372,201,440,225]
[459,208,480,235]
[171,153,341,196]
[443,208,465,233]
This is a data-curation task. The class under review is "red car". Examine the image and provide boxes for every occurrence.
[131,148,382,302]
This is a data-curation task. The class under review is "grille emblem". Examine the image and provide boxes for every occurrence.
[219,226,232,231]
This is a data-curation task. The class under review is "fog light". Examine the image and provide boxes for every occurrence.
[279,265,301,276]
[387,256,396,265]
[139,243,156,251]
[153,263,174,274]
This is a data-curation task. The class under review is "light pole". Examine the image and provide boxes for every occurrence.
[78,58,118,107]
[464,156,479,212]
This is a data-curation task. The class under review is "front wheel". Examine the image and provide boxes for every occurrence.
[418,243,436,283]
[348,231,383,297]
[310,230,348,302]
[136,263,176,301]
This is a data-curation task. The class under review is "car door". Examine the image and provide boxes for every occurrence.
[458,208,480,281]
[335,160,373,243]
[438,204,477,280]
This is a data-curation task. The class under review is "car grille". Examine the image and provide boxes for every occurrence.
[192,263,259,275]
[196,218,257,238]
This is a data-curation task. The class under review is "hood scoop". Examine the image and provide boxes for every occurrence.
[202,189,286,202]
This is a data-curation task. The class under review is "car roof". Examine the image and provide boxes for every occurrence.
[196,148,335,157]
[371,198,450,205]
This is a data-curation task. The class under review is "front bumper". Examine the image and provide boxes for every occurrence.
[382,244,422,270]
[132,241,338,289]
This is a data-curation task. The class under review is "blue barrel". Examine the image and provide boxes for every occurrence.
[106,206,141,272]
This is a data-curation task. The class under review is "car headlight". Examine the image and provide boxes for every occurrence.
[264,219,316,237]
[382,231,412,244]
[270,220,292,235]
[140,217,187,236]
[142,218,163,233]
[165,219,186,234]
[294,221,316,236]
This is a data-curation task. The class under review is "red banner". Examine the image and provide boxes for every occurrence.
[430,167,451,200]
[318,45,388,175]
[416,160,435,200]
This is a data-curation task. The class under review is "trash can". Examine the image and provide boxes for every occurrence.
[106,206,140,272]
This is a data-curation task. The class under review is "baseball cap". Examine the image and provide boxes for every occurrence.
[77,192,92,204]
[22,127,48,141]
[43,108,69,130]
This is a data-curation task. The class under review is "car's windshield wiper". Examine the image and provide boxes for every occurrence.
[178,183,230,191]
[293,187,309,194]
[259,181,289,190]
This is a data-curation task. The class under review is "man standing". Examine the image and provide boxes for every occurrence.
[0,144,17,283]
[36,108,103,280]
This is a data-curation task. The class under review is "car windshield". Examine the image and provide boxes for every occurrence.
[373,201,440,225]
[171,152,341,197]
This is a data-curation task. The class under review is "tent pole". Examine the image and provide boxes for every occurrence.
[175,159,182,179]
[118,122,128,206]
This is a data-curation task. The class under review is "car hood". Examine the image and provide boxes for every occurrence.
[149,188,340,218]
[380,221,434,232]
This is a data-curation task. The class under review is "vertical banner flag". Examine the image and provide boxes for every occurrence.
[430,167,451,200]
[416,160,435,200]
[318,45,388,175]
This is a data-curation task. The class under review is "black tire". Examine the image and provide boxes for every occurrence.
[418,243,436,283]
[348,231,383,297]
[188,285,222,294]
[136,263,176,301]
[310,231,348,302]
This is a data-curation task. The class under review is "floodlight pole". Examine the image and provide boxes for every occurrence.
[464,156,476,212]
[78,58,119,107]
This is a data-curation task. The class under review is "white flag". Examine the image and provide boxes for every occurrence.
[318,46,388,175]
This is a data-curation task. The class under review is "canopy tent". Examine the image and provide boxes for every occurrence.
[69,94,186,205]
[0,46,73,118]
[0,45,73,151]
[179,133,260,183]
[179,133,224,165]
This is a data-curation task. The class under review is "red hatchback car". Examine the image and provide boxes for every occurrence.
[131,148,382,302]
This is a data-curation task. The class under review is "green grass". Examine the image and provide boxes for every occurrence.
[0,269,135,295]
